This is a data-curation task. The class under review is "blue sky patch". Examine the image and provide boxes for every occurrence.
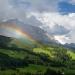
[58,1,75,14]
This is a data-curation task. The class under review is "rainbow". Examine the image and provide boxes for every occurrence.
[0,24,34,41]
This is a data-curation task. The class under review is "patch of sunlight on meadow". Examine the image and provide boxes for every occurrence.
[67,51,75,60]
[33,48,54,58]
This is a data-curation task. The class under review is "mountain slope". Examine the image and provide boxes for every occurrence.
[0,34,75,75]
[0,43,75,75]
[0,35,36,49]
[64,43,75,50]
[0,19,57,44]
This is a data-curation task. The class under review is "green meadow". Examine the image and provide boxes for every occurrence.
[0,44,75,75]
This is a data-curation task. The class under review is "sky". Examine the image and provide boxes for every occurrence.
[0,0,75,44]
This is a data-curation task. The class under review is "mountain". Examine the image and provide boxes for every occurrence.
[0,23,75,75]
[0,35,36,49]
[2,19,75,50]
[0,37,75,75]
[0,35,12,48]
[0,19,57,45]
[64,43,75,50]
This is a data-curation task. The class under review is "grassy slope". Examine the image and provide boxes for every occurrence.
[33,47,75,60]
[0,49,26,59]
[0,48,47,75]
[67,50,75,60]
[0,65,46,75]
[0,46,75,75]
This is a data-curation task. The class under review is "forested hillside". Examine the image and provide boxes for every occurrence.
[0,36,75,75]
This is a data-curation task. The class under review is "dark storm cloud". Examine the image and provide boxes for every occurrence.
[0,0,61,22]
[50,25,70,35]
[10,0,61,12]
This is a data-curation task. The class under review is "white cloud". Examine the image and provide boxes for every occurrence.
[68,0,75,5]
[0,0,62,22]
[29,12,75,43]
[10,0,61,12]
[31,12,75,29]
[54,35,70,44]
